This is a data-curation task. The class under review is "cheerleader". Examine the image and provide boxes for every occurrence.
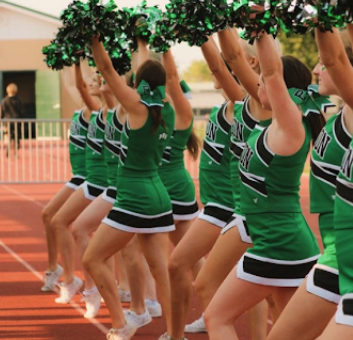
[83,36,176,340]
[205,33,325,340]
[165,35,245,340]
[314,24,353,340]
[267,28,353,340]
[40,63,99,293]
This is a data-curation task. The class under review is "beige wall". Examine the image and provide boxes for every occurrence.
[0,39,76,119]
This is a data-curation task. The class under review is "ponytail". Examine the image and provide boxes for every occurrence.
[304,113,326,143]
[150,106,166,134]
[186,129,201,160]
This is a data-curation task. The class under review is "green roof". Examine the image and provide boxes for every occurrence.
[0,0,60,21]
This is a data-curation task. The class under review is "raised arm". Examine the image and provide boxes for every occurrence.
[256,33,304,149]
[90,36,142,114]
[218,28,261,101]
[162,49,193,128]
[74,64,100,111]
[61,67,81,107]
[201,36,244,102]
[131,38,149,73]
[316,26,353,110]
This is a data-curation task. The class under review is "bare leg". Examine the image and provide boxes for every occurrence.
[138,233,171,331]
[205,267,273,340]
[247,300,268,340]
[170,219,206,279]
[168,218,221,339]
[266,294,280,324]
[71,195,113,290]
[114,252,130,292]
[121,236,146,314]
[267,278,337,340]
[41,185,74,271]
[83,223,134,329]
[194,226,250,310]
[194,226,269,339]
[52,187,91,284]
[317,317,353,340]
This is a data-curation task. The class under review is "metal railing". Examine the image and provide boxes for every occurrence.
[0,117,207,184]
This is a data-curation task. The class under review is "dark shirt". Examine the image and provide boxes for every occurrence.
[1,95,24,119]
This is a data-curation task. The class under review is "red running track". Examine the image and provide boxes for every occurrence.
[0,176,320,340]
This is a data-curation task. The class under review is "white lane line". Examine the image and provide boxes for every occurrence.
[2,184,46,208]
[0,238,109,334]
[0,187,109,335]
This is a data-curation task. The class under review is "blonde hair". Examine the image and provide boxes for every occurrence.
[6,83,18,96]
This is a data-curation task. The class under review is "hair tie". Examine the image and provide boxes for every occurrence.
[288,84,335,116]
[137,79,165,107]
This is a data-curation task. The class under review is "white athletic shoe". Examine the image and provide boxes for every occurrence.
[55,276,83,304]
[145,299,162,317]
[118,287,131,303]
[106,322,137,340]
[83,290,101,319]
[101,286,131,303]
[41,265,63,292]
[157,333,188,340]
[184,315,207,333]
[123,309,152,328]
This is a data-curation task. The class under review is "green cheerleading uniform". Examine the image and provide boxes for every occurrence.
[102,107,123,203]
[103,103,175,233]
[223,96,272,243]
[333,128,353,325]
[67,109,89,189]
[159,116,199,220]
[84,109,108,199]
[237,122,320,287]
[306,111,351,303]
[198,102,234,228]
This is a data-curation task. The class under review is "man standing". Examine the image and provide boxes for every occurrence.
[1,83,24,156]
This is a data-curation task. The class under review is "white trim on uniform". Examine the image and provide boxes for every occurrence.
[101,187,117,204]
[243,251,319,265]
[103,217,175,234]
[237,256,305,287]
[198,211,227,228]
[336,293,353,326]
[173,210,200,221]
[221,213,252,244]
[82,181,106,201]
[306,264,340,304]
[111,207,173,219]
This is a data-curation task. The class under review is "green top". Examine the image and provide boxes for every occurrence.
[86,109,106,162]
[239,122,312,213]
[230,97,271,214]
[199,102,232,173]
[69,109,89,155]
[104,107,123,164]
[335,138,353,230]
[118,102,175,177]
[310,111,351,213]
[159,119,192,171]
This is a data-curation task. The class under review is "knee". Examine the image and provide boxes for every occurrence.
[194,275,206,296]
[82,251,95,274]
[71,222,85,242]
[168,255,186,278]
[41,206,53,225]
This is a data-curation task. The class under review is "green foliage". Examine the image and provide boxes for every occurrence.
[182,60,212,83]
[278,31,318,72]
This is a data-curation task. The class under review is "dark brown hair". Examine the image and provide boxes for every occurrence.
[186,129,200,160]
[281,55,325,142]
[135,60,167,133]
